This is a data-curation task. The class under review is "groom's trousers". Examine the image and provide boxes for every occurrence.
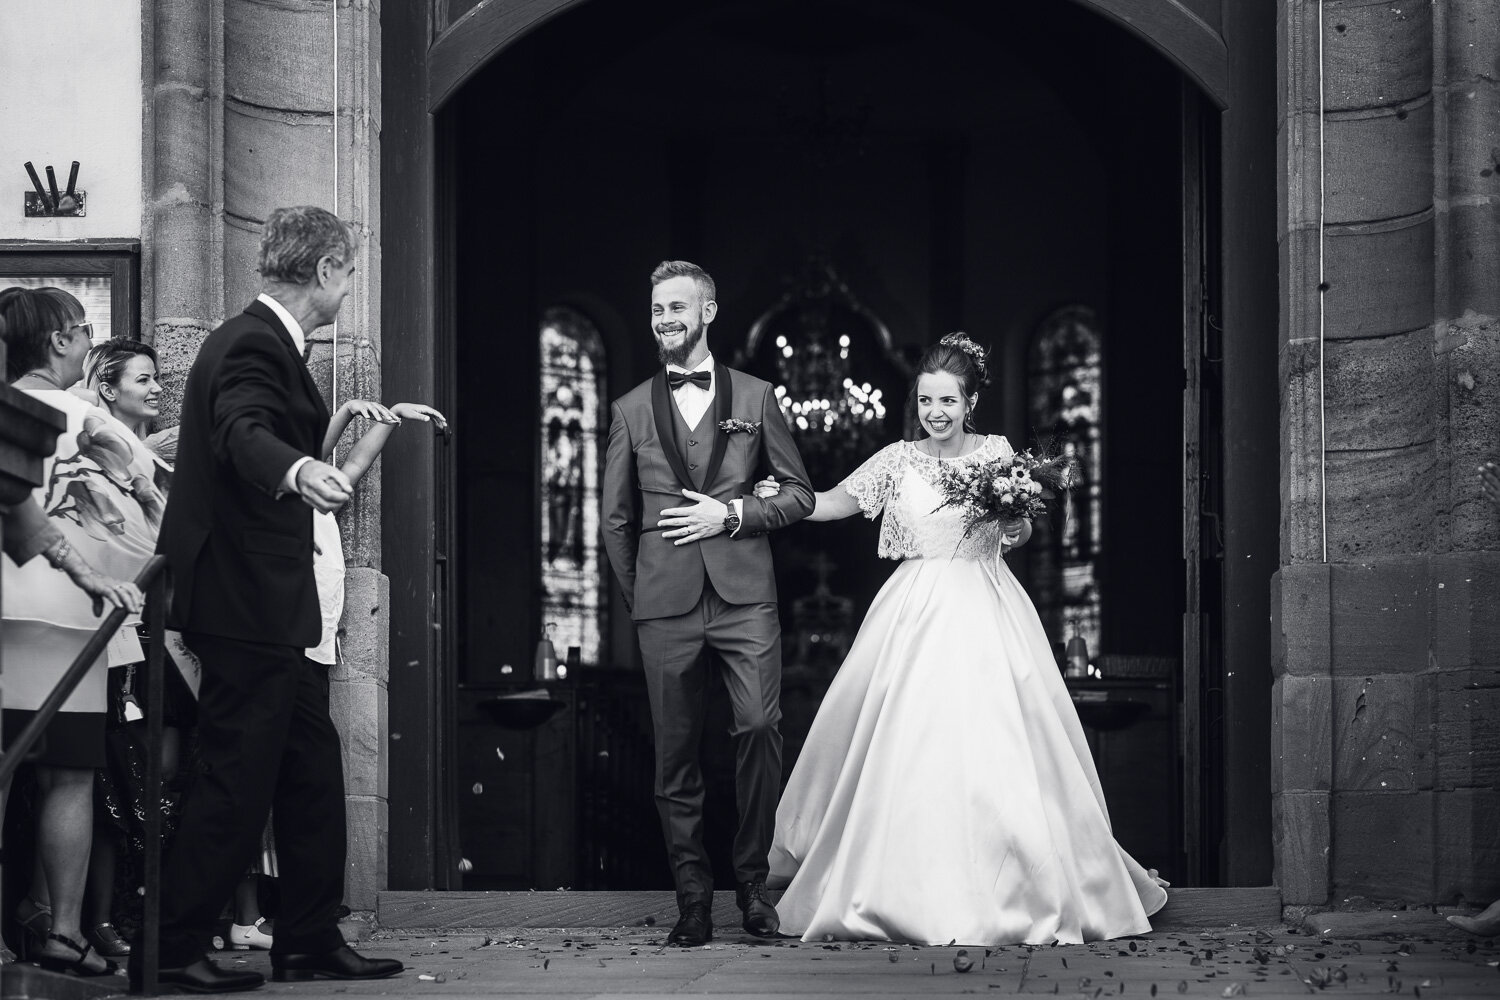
[635,582,784,900]
[152,634,347,966]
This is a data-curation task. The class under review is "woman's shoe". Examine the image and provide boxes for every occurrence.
[14,898,51,959]
[34,932,119,977]
[85,922,131,958]
[229,917,273,950]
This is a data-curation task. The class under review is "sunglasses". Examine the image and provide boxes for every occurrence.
[53,321,94,340]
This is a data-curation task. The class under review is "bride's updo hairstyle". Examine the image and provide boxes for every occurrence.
[903,332,991,440]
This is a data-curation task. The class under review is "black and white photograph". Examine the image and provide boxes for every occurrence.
[0,1,1496,996]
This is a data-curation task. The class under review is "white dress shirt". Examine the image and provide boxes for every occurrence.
[666,354,716,429]
[664,353,743,531]
[255,292,316,495]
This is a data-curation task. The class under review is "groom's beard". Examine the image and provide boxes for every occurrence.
[655,322,705,368]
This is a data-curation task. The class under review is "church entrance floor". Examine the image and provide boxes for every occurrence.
[220,894,1498,999]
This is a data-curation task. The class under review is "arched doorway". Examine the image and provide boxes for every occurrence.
[383,0,1276,894]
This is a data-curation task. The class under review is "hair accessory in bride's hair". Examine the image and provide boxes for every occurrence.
[939,332,989,385]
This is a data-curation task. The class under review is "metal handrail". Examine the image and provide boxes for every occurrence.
[0,553,168,993]
[0,554,166,787]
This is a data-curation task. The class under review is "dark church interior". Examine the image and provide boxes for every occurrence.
[443,0,1215,892]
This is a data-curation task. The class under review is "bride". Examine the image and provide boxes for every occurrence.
[758,333,1166,946]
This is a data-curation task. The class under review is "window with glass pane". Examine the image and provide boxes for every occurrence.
[539,306,605,665]
[1027,305,1103,656]
[0,246,139,342]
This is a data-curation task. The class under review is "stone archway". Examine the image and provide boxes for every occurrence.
[383,0,1280,894]
[425,0,1228,113]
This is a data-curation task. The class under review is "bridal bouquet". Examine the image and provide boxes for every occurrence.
[934,450,1074,534]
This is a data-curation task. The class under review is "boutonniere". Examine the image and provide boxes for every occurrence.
[718,418,761,435]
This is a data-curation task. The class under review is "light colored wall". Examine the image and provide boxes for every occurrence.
[0,0,144,240]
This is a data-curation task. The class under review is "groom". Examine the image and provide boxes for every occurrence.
[602,260,813,944]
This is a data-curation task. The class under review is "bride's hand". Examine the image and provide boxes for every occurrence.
[753,476,781,499]
[999,518,1025,547]
[1148,868,1171,889]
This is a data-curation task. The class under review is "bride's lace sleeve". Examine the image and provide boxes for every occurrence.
[837,442,903,519]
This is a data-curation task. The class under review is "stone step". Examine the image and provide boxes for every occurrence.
[1302,908,1476,939]
[377,887,1283,933]
[0,963,127,1000]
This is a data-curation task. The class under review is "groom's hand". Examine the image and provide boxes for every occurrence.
[659,490,729,546]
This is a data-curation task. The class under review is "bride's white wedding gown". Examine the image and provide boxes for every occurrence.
[767,434,1167,946]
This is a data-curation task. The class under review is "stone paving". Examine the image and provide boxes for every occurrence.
[168,919,1500,999]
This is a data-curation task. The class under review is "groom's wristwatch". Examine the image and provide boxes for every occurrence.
[723,509,741,535]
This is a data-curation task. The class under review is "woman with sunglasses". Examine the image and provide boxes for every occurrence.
[1,287,158,977]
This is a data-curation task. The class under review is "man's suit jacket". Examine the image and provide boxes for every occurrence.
[602,365,814,621]
[157,299,329,647]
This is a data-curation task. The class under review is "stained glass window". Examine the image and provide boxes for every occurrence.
[539,306,605,665]
[1027,306,1103,657]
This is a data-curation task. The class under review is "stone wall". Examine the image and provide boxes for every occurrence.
[1275,0,1500,907]
[145,0,388,911]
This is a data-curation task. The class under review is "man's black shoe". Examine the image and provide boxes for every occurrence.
[270,944,404,982]
[666,901,714,946]
[736,881,780,938]
[129,956,265,994]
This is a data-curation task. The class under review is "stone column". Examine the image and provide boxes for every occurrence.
[1429,0,1500,904]
[1275,0,1500,909]
[147,0,224,421]
[149,0,387,913]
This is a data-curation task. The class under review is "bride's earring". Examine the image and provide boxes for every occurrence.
[963,398,977,433]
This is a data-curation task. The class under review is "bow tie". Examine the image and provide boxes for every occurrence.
[668,369,712,391]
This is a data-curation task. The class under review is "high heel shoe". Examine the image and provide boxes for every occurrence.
[14,898,51,960]
[34,932,119,977]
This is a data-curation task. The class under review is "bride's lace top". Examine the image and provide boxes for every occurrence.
[839,434,1014,561]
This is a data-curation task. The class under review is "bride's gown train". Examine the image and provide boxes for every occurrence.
[767,435,1167,946]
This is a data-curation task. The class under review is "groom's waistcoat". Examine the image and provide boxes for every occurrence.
[601,366,813,622]
[670,403,714,491]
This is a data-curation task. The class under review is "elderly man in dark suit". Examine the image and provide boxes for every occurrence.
[602,260,814,946]
[135,207,402,993]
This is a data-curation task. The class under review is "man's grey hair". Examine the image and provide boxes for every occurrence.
[650,260,716,304]
[258,206,359,285]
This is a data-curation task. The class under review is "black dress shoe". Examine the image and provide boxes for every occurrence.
[736,880,781,937]
[666,901,713,946]
[130,956,266,994]
[271,944,404,982]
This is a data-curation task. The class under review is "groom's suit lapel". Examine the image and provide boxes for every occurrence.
[651,371,695,489]
[701,366,734,489]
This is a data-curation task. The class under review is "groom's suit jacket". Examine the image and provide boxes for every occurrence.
[602,365,814,621]
[157,299,330,648]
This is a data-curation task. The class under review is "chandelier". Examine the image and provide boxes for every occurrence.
[772,329,885,451]
[742,260,899,473]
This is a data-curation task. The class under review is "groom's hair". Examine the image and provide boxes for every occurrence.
[650,260,716,305]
